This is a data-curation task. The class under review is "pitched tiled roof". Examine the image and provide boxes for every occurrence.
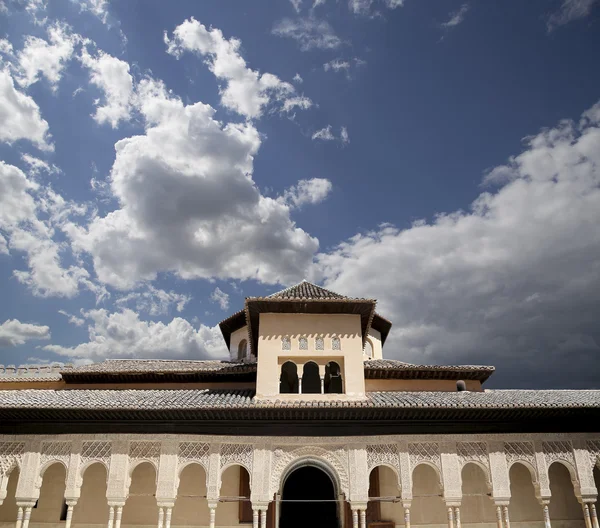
[364,359,495,382]
[267,280,351,300]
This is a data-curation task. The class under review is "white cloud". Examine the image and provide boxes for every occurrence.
[315,99,600,388]
[441,3,469,29]
[16,23,79,90]
[20,153,61,177]
[281,178,333,208]
[0,233,8,255]
[547,0,598,31]
[0,68,53,151]
[44,309,227,361]
[290,0,302,13]
[210,287,230,310]
[165,18,311,119]
[312,125,348,144]
[272,17,343,51]
[80,47,134,127]
[0,38,13,55]
[293,73,303,83]
[58,309,85,326]
[349,0,404,15]
[116,285,191,316]
[323,57,366,77]
[0,319,50,347]
[67,78,318,290]
[75,0,110,25]
[0,161,39,229]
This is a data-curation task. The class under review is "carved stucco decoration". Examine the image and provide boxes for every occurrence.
[129,441,161,471]
[80,441,111,475]
[408,442,441,471]
[587,440,600,468]
[0,442,25,476]
[220,444,253,474]
[270,445,349,498]
[366,444,400,475]
[504,441,538,478]
[542,441,576,471]
[178,442,210,473]
[40,441,71,472]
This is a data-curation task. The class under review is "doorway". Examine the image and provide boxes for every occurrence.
[280,466,339,528]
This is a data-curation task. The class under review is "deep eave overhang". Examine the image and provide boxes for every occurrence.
[244,298,377,356]
[370,314,392,345]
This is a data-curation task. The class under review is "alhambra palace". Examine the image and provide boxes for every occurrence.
[1,281,599,528]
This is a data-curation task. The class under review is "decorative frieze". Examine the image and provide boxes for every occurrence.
[0,442,25,476]
[220,443,253,473]
[178,442,210,471]
[504,442,535,467]
[40,441,71,469]
[409,442,441,469]
[366,444,399,473]
[129,441,160,468]
[542,441,575,467]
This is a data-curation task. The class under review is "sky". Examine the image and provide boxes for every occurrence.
[0,0,600,389]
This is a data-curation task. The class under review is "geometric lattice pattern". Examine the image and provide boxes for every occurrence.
[299,337,308,350]
[457,442,489,468]
[409,442,440,468]
[129,441,161,461]
[40,441,71,466]
[315,337,324,351]
[504,442,535,464]
[0,442,24,476]
[220,443,253,472]
[367,444,399,472]
[81,441,111,463]
[332,337,341,351]
[282,336,291,351]
[542,441,574,465]
[179,442,210,462]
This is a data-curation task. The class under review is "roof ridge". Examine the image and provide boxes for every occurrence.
[267,280,349,299]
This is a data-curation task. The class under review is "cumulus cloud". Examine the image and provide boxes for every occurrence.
[441,3,469,29]
[116,285,191,316]
[547,0,598,31]
[80,47,134,127]
[67,78,318,290]
[315,100,600,389]
[281,178,333,208]
[16,23,79,90]
[210,287,230,310]
[0,319,50,347]
[272,17,343,51]
[43,309,227,361]
[58,309,85,326]
[0,68,53,151]
[165,18,311,119]
[20,153,61,177]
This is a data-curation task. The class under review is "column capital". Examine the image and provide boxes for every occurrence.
[349,501,368,510]
[493,500,510,507]
[107,501,126,508]
[445,500,461,507]
[207,501,218,510]
[15,501,36,508]
[157,501,175,509]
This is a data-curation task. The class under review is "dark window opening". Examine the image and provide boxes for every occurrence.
[324,361,343,394]
[280,362,299,394]
[302,362,321,394]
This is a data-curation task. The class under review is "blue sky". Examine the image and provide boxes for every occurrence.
[1,0,600,388]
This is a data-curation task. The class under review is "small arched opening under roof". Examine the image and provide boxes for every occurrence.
[280,361,299,394]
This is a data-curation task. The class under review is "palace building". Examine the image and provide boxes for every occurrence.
[1,281,600,528]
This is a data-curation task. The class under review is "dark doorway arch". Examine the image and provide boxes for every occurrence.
[324,362,343,394]
[302,362,321,393]
[280,362,299,394]
[280,466,338,528]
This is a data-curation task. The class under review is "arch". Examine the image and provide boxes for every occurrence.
[368,465,402,527]
[280,361,299,394]
[280,465,337,528]
[73,462,108,526]
[508,462,544,523]
[80,459,109,479]
[173,463,209,527]
[411,461,442,479]
[238,339,248,360]
[459,460,492,489]
[301,361,320,394]
[278,455,344,499]
[123,462,158,526]
[411,463,446,526]
[507,459,539,483]
[39,459,68,480]
[368,463,401,487]
[217,464,252,526]
[128,458,158,477]
[0,459,20,479]
[364,338,373,358]
[32,462,67,524]
[0,468,19,524]
[547,459,579,484]
[548,462,583,522]
[461,462,496,524]
[324,361,343,394]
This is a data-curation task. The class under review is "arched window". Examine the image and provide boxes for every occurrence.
[280,362,299,394]
[282,336,291,351]
[324,361,343,394]
[237,339,248,361]
[332,336,341,350]
[299,336,308,350]
[364,339,373,358]
[315,336,324,350]
[301,362,321,394]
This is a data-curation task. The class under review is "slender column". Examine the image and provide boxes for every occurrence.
[107,506,115,528]
[542,503,551,528]
[253,509,259,528]
[360,509,366,528]
[15,506,24,528]
[447,506,455,528]
[454,506,461,528]
[158,507,164,528]
[496,506,503,528]
[115,506,123,528]
[591,504,599,528]
[502,505,511,528]
[583,503,593,528]
[404,506,411,528]
[65,501,77,528]
[164,507,172,528]
[260,508,267,528]
[209,506,216,528]
[352,509,359,528]
[320,376,325,394]
[22,505,33,528]
[298,378,302,394]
